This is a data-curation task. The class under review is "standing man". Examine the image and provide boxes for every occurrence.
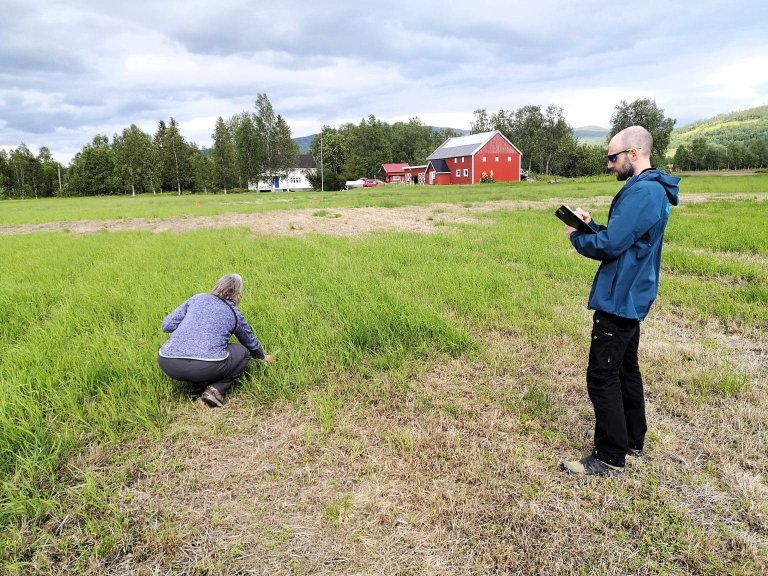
[561,125,680,476]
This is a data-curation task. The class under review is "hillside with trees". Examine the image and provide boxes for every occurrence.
[671,105,768,150]
[670,105,768,170]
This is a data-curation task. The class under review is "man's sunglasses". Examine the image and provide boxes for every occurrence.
[606,147,641,163]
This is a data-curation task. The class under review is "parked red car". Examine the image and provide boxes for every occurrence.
[344,178,385,190]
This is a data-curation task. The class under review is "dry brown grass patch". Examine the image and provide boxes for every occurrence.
[31,312,768,574]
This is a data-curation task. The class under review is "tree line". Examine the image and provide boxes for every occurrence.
[2,97,684,198]
[673,138,768,171]
[0,145,63,199]
[0,93,299,199]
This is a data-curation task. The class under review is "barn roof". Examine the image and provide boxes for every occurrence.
[428,159,450,173]
[381,162,409,173]
[426,130,520,160]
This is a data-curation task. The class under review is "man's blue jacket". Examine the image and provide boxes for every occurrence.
[571,168,680,320]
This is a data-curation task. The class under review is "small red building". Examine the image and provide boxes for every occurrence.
[425,130,522,185]
[403,164,427,184]
[379,163,409,183]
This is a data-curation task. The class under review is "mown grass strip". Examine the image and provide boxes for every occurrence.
[2,174,767,226]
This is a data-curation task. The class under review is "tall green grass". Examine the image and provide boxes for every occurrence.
[1,179,766,554]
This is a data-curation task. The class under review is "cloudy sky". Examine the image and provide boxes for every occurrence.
[2,0,767,164]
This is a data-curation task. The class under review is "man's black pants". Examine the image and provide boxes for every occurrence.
[587,310,646,467]
[157,344,251,395]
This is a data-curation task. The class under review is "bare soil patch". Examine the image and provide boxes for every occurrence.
[0,203,494,237]
[0,197,627,238]
[0,200,560,238]
[3,194,766,238]
[674,170,762,177]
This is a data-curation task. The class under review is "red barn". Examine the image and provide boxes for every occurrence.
[379,163,409,183]
[425,130,522,185]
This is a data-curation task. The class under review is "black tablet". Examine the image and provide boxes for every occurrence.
[555,205,597,234]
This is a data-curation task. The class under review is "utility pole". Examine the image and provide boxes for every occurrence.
[320,132,324,192]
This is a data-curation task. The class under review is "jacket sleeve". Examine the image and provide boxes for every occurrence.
[572,183,664,261]
[233,308,266,359]
[161,299,189,333]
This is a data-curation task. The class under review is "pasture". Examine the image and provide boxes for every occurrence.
[1,175,767,574]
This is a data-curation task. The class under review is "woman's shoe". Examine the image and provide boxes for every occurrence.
[200,387,225,408]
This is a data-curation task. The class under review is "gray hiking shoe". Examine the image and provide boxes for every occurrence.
[560,455,624,476]
[584,429,643,458]
[200,386,225,408]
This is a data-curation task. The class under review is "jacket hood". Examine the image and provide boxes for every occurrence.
[637,168,680,206]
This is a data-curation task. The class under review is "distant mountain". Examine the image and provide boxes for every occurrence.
[573,126,609,145]
[670,104,768,151]
[293,134,316,153]
[432,126,471,136]
[293,126,471,153]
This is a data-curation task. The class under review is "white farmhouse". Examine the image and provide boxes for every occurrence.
[249,155,317,192]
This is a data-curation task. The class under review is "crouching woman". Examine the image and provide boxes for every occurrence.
[157,273,271,407]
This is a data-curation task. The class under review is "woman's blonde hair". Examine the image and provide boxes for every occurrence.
[211,273,244,303]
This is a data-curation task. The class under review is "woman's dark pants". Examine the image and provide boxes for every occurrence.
[587,311,647,468]
[157,344,251,396]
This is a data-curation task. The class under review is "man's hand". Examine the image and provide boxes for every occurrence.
[574,207,592,223]
[565,225,577,238]
[262,354,274,363]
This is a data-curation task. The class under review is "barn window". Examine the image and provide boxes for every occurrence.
[463,169,468,177]
[495,156,499,162]
[482,156,486,162]
[508,156,512,162]
[462,157,465,163]
[456,169,461,177]
[454,157,458,163]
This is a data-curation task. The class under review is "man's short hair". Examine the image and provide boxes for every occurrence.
[621,126,653,157]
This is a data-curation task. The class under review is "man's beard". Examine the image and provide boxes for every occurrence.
[613,158,633,181]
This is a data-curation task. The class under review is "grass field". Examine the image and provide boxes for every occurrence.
[1,176,767,574]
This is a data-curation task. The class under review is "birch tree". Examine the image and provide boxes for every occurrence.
[211,116,236,193]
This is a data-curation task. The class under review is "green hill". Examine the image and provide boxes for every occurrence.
[670,104,768,153]
[573,126,609,145]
